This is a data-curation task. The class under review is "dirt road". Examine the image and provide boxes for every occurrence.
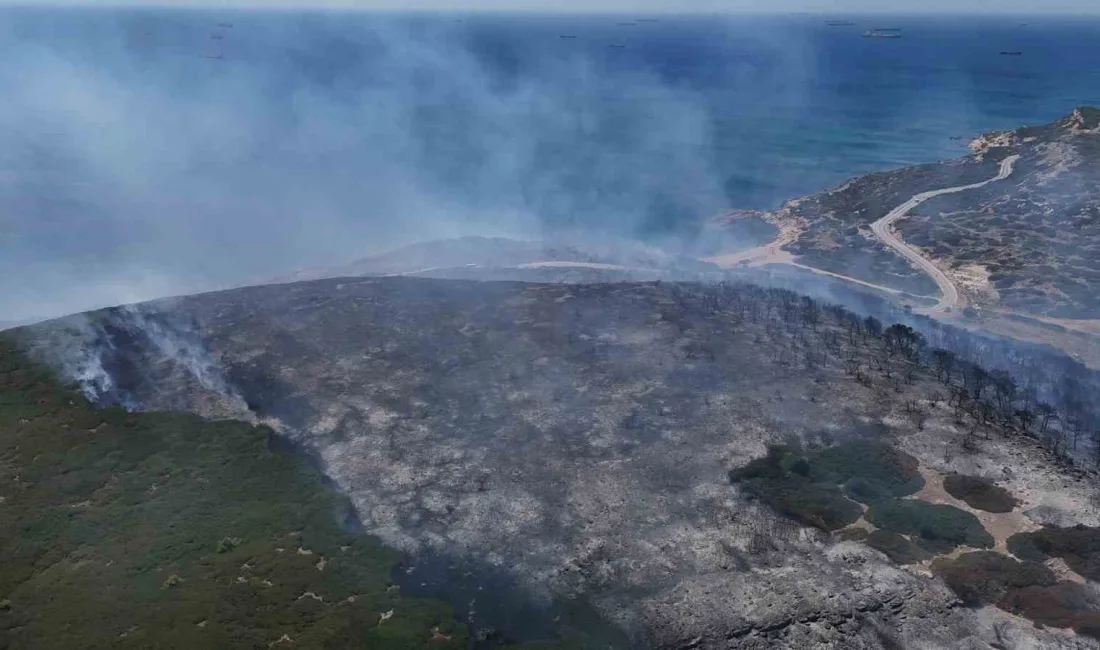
[870,154,1020,313]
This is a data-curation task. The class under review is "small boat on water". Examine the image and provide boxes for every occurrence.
[863,29,901,38]
[559,35,577,39]
[826,20,856,26]
[1000,51,1023,56]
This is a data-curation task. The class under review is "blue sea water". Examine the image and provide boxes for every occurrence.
[2,9,1100,319]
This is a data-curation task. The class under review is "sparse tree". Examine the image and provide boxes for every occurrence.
[931,349,957,385]
[1037,402,1058,436]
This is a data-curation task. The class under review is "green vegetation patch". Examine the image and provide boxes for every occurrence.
[864,530,930,565]
[730,446,862,531]
[942,474,1018,513]
[931,551,1056,605]
[837,527,869,542]
[1008,525,1100,581]
[999,583,1100,640]
[809,440,924,504]
[867,499,993,552]
[933,550,1100,639]
[729,439,925,533]
[0,336,470,649]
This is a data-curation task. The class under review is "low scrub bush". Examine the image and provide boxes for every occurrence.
[810,440,924,503]
[730,440,927,533]
[1008,525,1100,580]
[731,446,862,531]
[867,499,993,552]
[931,551,1056,605]
[942,474,1018,513]
[865,530,929,565]
[1000,583,1100,640]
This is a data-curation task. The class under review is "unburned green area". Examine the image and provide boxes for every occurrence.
[931,551,1056,605]
[863,530,929,565]
[933,551,1100,640]
[0,337,471,649]
[942,474,1018,513]
[866,499,993,552]
[1008,525,1100,581]
[729,440,924,532]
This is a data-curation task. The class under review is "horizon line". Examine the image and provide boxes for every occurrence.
[0,3,1097,16]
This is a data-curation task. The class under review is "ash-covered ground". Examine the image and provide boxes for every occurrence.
[20,277,1100,649]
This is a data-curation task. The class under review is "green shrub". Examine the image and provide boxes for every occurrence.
[809,440,924,504]
[215,536,243,553]
[838,527,869,542]
[1007,526,1100,580]
[0,336,472,650]
[942,475,1018,513]
[999,583,1100,640]
[730,440,928,533]
[931,551,1056,605]
[731,445,861,532]
[865,530,929,565]
[775,482,864,531]
[867,499,993,551]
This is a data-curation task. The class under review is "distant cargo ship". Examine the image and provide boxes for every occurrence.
[826,20,856,26]
[1000,51,1023,56]
[863,30,902,38]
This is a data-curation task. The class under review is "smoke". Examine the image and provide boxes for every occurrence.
[0,8,764,323]
[31,302,245,413]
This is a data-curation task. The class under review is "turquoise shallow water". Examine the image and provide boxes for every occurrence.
[2,10,1099,318]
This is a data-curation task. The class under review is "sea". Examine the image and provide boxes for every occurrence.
[2,9,1100,320]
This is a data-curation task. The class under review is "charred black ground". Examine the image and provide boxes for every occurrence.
[14,276,1100,648]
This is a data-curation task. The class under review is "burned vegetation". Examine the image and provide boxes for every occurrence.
[16,275,1100,648]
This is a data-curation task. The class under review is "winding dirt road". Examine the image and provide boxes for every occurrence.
[870,154,1020,313]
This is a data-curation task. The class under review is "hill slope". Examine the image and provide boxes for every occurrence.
[761,107,1100,318]
[17,276,1100,648]
[0,336,469,650]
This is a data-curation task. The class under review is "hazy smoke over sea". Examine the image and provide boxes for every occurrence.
[0,8,747,323]
[3,9,1095,325]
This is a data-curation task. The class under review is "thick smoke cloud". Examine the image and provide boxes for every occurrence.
[0,8,744,323]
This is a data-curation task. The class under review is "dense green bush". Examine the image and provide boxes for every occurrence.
[730,440,927,533]
[942,474,1018,513]
[0,337,471,649]
[730,446,861,531]
[867,499,993,552]
[1000,583,1100,640]
[865,530,929,565]
[1008,526,1100,580]
[809,440,924,503]
[931,550,1100,638]
[931,551,1056,605]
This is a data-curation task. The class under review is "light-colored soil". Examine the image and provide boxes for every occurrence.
[908,466,1040,555]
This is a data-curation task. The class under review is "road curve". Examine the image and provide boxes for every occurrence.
[870,154,1020,313]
